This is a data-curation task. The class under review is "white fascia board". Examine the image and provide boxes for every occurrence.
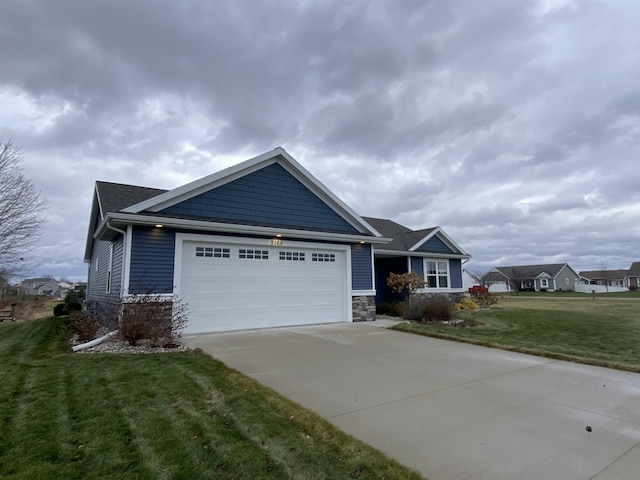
[121,147,383,238]
[408,227,471,257]
[373,248,471,259]
[100,212,392,245]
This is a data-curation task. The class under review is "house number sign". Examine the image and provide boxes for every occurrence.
[270,238,284,246]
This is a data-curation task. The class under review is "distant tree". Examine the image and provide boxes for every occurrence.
[0,141,47,279]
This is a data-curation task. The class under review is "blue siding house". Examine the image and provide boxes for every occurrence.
[84,148,470,333]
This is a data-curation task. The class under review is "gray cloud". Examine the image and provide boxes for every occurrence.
[1,0,639,280]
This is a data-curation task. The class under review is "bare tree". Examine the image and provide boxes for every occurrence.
[0,141,47,278]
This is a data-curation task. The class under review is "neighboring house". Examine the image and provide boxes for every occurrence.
[579,270,629,288]
[482,264,579,292]
[462,269,482,290]
[359,217,471,305]
[20,277,59,296]
[624,262,640,289]
[84,148,471,334]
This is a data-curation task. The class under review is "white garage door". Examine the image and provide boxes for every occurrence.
[178,235,350,333]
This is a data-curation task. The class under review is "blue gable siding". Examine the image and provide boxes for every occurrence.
[129,226,175,294]
[351,243,373,290]
[410,257,424,277]
[161,163,359,233]
[450,259,462,288]
[415,235,455,254]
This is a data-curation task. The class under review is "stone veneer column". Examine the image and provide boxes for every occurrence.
[351,295,376,322]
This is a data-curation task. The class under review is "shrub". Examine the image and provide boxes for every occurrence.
[70,311,102,342]
[119,293,188,346]
[67,302,83,312]
[469,289,499,308]
[455,297,477,311]
[53,303,68,317]
[404,299,454,322]
[376,301,406,317]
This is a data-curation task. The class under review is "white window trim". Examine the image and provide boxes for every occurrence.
[420,258,451,290]
[540,278,549,288]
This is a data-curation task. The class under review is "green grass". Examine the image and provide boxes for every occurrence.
[0,318,424,480]
[392,297,640,372]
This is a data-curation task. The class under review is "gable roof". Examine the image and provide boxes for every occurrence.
[85,148,389,261]
[579,269,629,280]
[627,262,640,277]
[362,217,470,258]
[491,263,575,279]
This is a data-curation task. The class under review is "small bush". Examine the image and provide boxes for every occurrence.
[469,289,499,308]
[119,293,188,346]
[53,303,68,317]
[455,297,477,311]
[405,299,454,322]
[70,311,102,342]
[67,302,83,312]
[376,301,406,317]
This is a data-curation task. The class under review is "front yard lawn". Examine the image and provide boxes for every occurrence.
[392,297,640,372]
[0,318,424,480]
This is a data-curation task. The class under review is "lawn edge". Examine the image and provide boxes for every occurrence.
[390,324,640,374]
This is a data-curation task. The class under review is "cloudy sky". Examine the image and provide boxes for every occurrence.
[1,0,639,282]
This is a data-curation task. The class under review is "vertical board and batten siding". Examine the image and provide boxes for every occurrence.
[161,163,359,234]
[410,257,424,277]
[415,235,455,254]
[449,259,463,288]
[129,226,175,294]
[351,243,373,290]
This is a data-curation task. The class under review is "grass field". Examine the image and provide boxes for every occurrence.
[0,318,423,480]
[392,297,640,372]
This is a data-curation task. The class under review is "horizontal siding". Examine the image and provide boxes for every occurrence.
[86,237,122,305]
[416,235,455,254]
[129,226,175,294]
[351,243,373,290]
[162,163,358,233]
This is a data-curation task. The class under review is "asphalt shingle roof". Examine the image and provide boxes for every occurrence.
[95,181,167,215]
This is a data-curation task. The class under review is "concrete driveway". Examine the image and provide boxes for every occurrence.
[185,320,640,480]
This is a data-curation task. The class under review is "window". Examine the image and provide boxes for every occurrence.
[565,278,570,285]
[94,258,99,281]
[425,260,448,288]
[106,245,113,294]
[239,249,269,260]
[540,278,549,288]
[279,251,305,261]
[196,246,230,258]
[312,253,335,262]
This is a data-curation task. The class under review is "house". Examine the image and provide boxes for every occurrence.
[482,264,579,292]
[20,277,59,296]
[579,269,629,289]
[624,262,640,289]
[462,269,482,290]
[84,148,471,334]
[361,217,471,304]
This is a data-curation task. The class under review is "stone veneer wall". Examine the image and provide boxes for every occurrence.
[352,295,376,322]
[412,292,466,304]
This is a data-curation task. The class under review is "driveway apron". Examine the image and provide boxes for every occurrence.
[185,320,640,480]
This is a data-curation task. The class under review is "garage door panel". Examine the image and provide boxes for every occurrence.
[180,238,348,333]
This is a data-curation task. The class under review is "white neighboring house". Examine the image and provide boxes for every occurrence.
[462,269,481,290]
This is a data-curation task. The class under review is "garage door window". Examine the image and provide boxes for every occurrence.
[196,246,230,258]
[312,253,335,262]
[279,251,305,261]
[239,249,269,260]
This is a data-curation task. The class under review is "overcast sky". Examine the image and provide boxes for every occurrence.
[1,0,639,282]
